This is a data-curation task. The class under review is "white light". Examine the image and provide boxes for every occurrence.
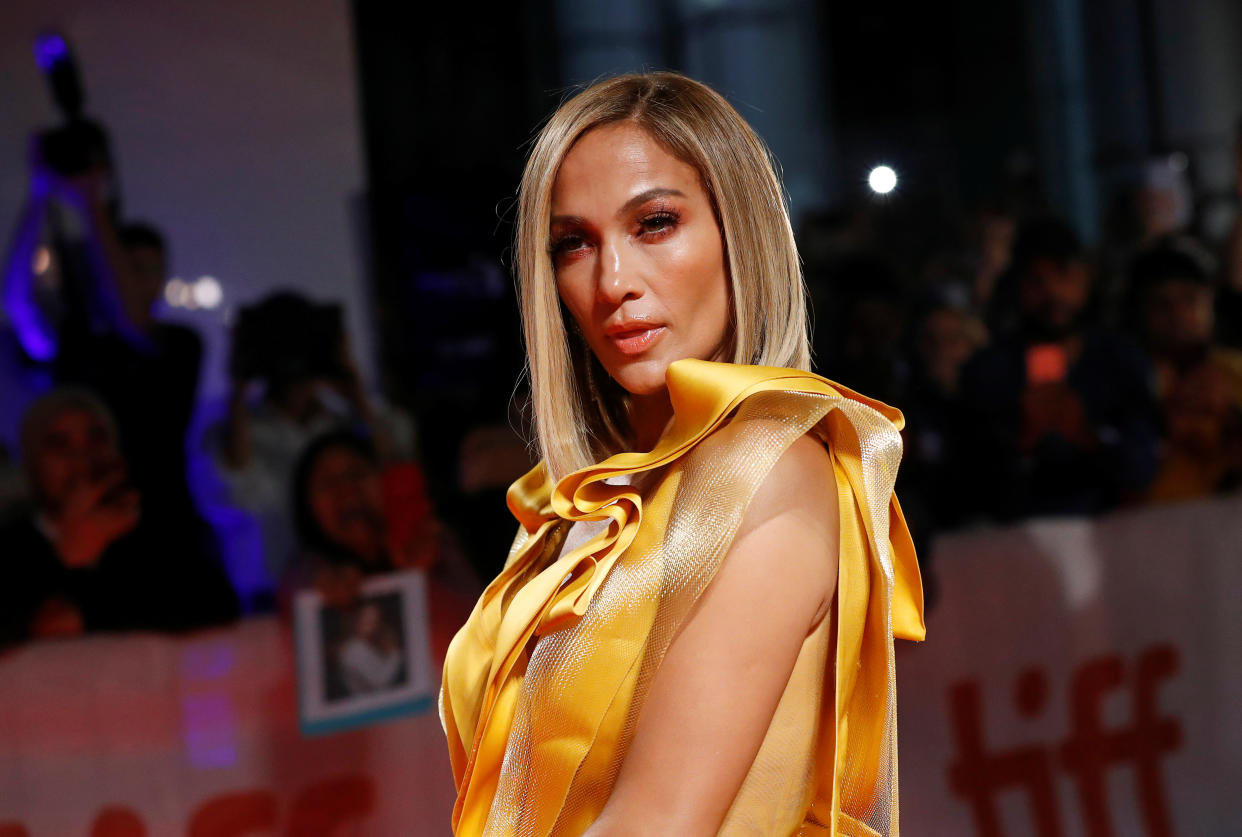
[165,277,187,307]
[868,165,898,195]
[193,276,223,309]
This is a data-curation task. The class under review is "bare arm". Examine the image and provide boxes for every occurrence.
[4,137,148,354]
[68,173,151,350]
[584,434,840,837]
[1,191,56,361]
[220,380,254,470]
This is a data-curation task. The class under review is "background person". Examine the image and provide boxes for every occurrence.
[208,292,415,582]
[0,389,237,646]
[1129,235,1242,501]
[959,217,1160,520]
[288,429,477,660]
[2,139,206,521]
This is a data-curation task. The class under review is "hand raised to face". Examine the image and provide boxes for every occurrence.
[55,464,141,568]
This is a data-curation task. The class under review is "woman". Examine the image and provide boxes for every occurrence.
[441,72,925,837]
[289,430,477,659]
[337,600,405,695]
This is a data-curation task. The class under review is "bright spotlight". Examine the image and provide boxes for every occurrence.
[868,165,898,195]
[193,276,223,309]
[165,278,187,307]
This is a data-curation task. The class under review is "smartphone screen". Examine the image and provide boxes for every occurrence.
[382,463,432,554]
[1025,343,1068,385]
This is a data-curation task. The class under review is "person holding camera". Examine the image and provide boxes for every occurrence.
[0,389,237,646]
[208,292,413,582]
[2,138,206,539]
[3,32,206,533]
[959,218,1160,521]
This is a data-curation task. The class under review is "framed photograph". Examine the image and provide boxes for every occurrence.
[293,569,436,736]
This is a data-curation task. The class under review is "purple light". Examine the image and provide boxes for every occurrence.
[180,638,238,680]
[34,32,69,71]
[181,693,240,769]
[3,264,57,362]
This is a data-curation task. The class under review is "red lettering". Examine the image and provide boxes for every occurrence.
[0,824,30,837]
[947,644,1183,836]
[947,674,1064,837]
[1059,645,1181,837]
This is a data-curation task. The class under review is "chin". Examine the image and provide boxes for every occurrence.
[605,357,673,396]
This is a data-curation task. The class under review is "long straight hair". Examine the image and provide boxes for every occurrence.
[517,72,810,480]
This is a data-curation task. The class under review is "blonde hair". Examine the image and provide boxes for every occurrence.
[517,71,810,479]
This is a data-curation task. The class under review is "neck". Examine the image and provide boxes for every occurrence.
[123,298,155,334]
[628,390,675,452]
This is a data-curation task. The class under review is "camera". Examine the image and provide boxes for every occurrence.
[230,293,347,386]
[34,30,114,178]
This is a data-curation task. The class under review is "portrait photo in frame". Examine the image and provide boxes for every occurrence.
[293,569,435,736]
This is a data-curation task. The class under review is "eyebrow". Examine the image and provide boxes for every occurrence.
[550,187,687,227]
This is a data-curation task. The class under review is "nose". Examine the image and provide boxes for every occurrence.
[596,237,643,306]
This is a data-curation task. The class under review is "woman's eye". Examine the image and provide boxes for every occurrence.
[550,235,587,256]
[639,212,678,236]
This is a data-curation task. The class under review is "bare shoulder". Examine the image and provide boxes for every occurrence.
[734,432,839,551]
[712,431,840,635]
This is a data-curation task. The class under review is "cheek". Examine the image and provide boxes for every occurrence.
[694,237,731,337]
[361,479,385,516]
[310,493,340,531]
[556,279,600,344]
[659,228,728,319]
[35,458,70,495]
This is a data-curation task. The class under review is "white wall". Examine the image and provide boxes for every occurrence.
[0,0,370,401]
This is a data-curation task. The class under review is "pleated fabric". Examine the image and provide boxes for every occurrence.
[440,359,926,836]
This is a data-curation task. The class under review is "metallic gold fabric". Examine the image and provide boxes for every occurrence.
[441,359,926,836]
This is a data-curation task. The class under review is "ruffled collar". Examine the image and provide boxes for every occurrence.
[496,359,906,637]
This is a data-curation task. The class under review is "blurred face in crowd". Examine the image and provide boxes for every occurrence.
[550,122,731,398]
[31,408,121,511]
[1019,258,1091,340]
[125,244,167,313]
[1144,278,1214,357]
[917,308,980,393]
[976,211,1016,276]
[1137,185,1183,241]
[308,445,386,561]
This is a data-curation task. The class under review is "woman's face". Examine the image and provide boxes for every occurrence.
[550,122,731,397]
[307,446,386,560]
[33,408,121,511]
[354,602,382,640]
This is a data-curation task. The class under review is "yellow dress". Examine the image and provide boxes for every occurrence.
[441,360,926,836]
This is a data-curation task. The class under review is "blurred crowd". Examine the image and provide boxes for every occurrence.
[3,112,1242,647]
[807,132,1242,581]
[0,139,480,648]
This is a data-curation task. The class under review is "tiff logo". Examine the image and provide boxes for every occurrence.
[947,644,1182,837]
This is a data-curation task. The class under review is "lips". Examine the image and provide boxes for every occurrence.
[605,323,666,356]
